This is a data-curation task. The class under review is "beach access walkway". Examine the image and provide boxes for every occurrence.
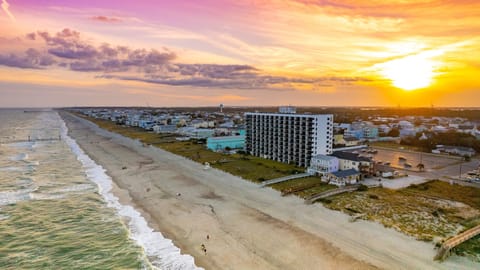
[305,185,359,204]
[260,172,311,187]
[434,224,480,261]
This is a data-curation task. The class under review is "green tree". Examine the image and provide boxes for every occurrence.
[387,128,400,137]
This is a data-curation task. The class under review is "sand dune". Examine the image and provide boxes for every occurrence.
[62,112,478,270]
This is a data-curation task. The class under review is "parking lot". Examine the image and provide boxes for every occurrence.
[368,146,480,180]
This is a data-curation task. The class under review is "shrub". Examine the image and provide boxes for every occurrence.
[368,194,379,199]
[320,198,332,204]
[357,184,368,191]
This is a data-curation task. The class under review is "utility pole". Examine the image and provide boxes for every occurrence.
[459,161,463,180]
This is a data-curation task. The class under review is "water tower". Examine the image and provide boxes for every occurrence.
[219,104,224,113]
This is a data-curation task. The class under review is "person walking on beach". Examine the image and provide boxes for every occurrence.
[206,234,210,240]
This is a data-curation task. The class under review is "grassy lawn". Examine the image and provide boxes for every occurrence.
[77,115,301,182]
[269,176,337,197]
[370,141,425,152]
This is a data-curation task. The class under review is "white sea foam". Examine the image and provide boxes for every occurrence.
[0,187,37,206]
[0,166,23,172]
[10,153,29,161]
[45,184,95,194]
[29,193,65,201]
[60,114,203,270]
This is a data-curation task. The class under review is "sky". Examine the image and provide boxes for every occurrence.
[0,0,479,107]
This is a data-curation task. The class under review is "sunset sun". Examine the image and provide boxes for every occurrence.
[381,53,439,91]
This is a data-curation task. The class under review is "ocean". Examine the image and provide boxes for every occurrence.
[0,109,200,270]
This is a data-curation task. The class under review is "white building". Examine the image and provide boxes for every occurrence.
[245,109,333,167]
[331,151,374,178]
[308,154,339,175]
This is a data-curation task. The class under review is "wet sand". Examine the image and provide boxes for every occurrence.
[62,112,478,270]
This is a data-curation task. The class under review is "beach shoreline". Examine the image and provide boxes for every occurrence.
[61,111,478,270]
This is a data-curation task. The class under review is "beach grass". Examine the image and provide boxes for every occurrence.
[323,180,480,259]
[270,176,337,198]
[455,235,480,262]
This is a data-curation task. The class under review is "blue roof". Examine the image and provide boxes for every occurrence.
[332,169,360,178]
[207,135,245,141]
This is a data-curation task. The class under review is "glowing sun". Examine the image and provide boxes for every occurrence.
[381,53,439,91]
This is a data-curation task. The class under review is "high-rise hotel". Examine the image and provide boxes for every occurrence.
[245,107,333,167]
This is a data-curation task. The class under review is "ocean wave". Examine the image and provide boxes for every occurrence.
[29,192,65,201]
[60,114,203,270]
[46,184,95,194]
[0,166,23,172]
[10,153,29,162]
[0,187,37,206]
[8,141,36,150]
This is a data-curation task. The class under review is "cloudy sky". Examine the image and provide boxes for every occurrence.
[0,0,479,107]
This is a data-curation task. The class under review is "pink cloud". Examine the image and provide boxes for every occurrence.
[91,15,122,23]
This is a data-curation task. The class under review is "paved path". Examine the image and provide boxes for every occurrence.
[260,172,311,187]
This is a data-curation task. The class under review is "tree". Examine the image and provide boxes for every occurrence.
[387,128,400,137]
[416,163,425,172]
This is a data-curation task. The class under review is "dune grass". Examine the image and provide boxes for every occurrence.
[323,180,480,258]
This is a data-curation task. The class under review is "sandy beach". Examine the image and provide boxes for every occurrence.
[61,112,478,270]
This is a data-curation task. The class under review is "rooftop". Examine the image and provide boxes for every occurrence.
[311,154,338,161]
[331,169,360,178]
[331,151,372,162]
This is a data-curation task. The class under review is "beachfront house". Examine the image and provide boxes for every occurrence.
[307,154,339,175]
[206,135,246,152]
[344,136,360,146]
[153,124,177,133]
[331,151,374,178]
[325,169,361,187]
[178,127,215,139]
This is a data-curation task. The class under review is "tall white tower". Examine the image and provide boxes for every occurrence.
[219,104,224,113]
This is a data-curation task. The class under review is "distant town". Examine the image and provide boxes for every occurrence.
[71,106,480,185]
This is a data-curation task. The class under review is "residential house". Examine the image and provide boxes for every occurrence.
[331,151,374,178]
[325,169,361,187]
[307,154,339,175]
[206,135,246,151]
[435,145,476,157]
